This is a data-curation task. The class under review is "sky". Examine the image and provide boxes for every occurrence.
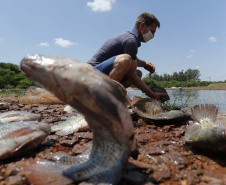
[0,0,225,81]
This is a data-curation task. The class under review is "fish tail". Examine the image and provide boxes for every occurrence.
[191,104,218,122]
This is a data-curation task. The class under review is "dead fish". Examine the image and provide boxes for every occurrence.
[184,104,226,152]
[20,54,134,184]
[19,159,73,185]
[63,105,77,113]
[51,114,89,136]
[132,96,190,123]
[0,111,41,124]
[0,121,50,160]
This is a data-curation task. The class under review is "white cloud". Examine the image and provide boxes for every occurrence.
[87,0,116,12]
[190,49,197,53]
[54,38,76,48]
[209,36,216,42]
[38,42,50,47]
[194,66,200,69]
[186,55,193,58]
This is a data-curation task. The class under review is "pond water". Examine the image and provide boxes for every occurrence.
[127,89,226,111]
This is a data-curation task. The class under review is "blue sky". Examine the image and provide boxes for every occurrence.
[0,0,225,81]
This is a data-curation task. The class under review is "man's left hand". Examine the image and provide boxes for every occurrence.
[144,62,155,74]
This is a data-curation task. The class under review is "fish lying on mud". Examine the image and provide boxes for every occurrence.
[20,54,134,184]
[51,114,89,136]
[132,96,191,123]
[0,121,50,160]
[0,111,41,124]
[19,159,73,185]
[19,149,92,185]
[184,104,226,152]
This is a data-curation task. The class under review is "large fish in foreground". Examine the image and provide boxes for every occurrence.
[20,54,134,184]
[184,104,226,152]
[0,121,50,160]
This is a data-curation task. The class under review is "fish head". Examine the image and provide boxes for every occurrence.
[20,55,133,141]
[20,55,128,107]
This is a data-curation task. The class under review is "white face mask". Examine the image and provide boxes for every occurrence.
[142,25,154,42]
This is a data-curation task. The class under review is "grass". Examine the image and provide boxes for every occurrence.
[0,90,25,97]
[162,96,191,111]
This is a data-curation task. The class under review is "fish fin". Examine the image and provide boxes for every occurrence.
[184,122,201,141]
[191,104,218,122]
[20,160,73,185]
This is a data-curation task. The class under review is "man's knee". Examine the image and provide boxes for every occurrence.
[114,54,132,71]
[136,70,142,78]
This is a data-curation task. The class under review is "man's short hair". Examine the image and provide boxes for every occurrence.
[135,12,160,29]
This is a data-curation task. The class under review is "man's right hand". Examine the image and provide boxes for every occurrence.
[152,92,169,103]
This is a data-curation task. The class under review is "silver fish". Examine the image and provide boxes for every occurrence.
[0,121,50,160]
[20,54,134,184]
[184,104,226,152]
[51,114,89,136]
[0,111,41,124]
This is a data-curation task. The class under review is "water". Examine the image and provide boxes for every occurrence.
[127,89,226,111]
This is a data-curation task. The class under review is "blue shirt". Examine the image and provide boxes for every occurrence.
[87,28,141,66]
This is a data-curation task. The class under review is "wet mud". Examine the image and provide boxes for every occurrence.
[0,97,226,185]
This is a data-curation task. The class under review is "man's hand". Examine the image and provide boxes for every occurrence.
[144,62,155,74]
[152,92,169,103]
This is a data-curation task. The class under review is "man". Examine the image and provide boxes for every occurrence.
[88,12,167,102]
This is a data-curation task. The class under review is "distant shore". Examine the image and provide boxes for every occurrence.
[129,83,226,91]
[165,86,226,90]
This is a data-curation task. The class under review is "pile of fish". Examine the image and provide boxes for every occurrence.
[0,54,225,185]
[0,111,50,160]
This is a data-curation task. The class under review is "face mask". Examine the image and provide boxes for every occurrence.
[142,25,154,42]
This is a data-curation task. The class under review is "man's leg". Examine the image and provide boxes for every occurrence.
[121,70,142,88]
[109,54,132,82]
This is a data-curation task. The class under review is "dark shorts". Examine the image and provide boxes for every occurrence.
[94,56,116,75]
[94,56,127,82]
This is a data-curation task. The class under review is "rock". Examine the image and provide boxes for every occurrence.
[123,170,148,184]
[0,102,9,110]
[153,166,171,182]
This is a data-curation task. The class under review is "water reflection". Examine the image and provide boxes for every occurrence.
[127,89,226,111]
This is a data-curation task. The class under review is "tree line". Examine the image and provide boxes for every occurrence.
[0,63,225,89]
[142,68,222,88]
[0,62,35,89]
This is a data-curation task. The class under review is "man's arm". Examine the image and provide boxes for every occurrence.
[136,57,146,67]
[137,57,155,74]
[126,59,166,101]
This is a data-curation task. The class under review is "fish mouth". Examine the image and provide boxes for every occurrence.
[20,55,67,102]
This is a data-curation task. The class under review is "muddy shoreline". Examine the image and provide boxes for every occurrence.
[0,96,226,185]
